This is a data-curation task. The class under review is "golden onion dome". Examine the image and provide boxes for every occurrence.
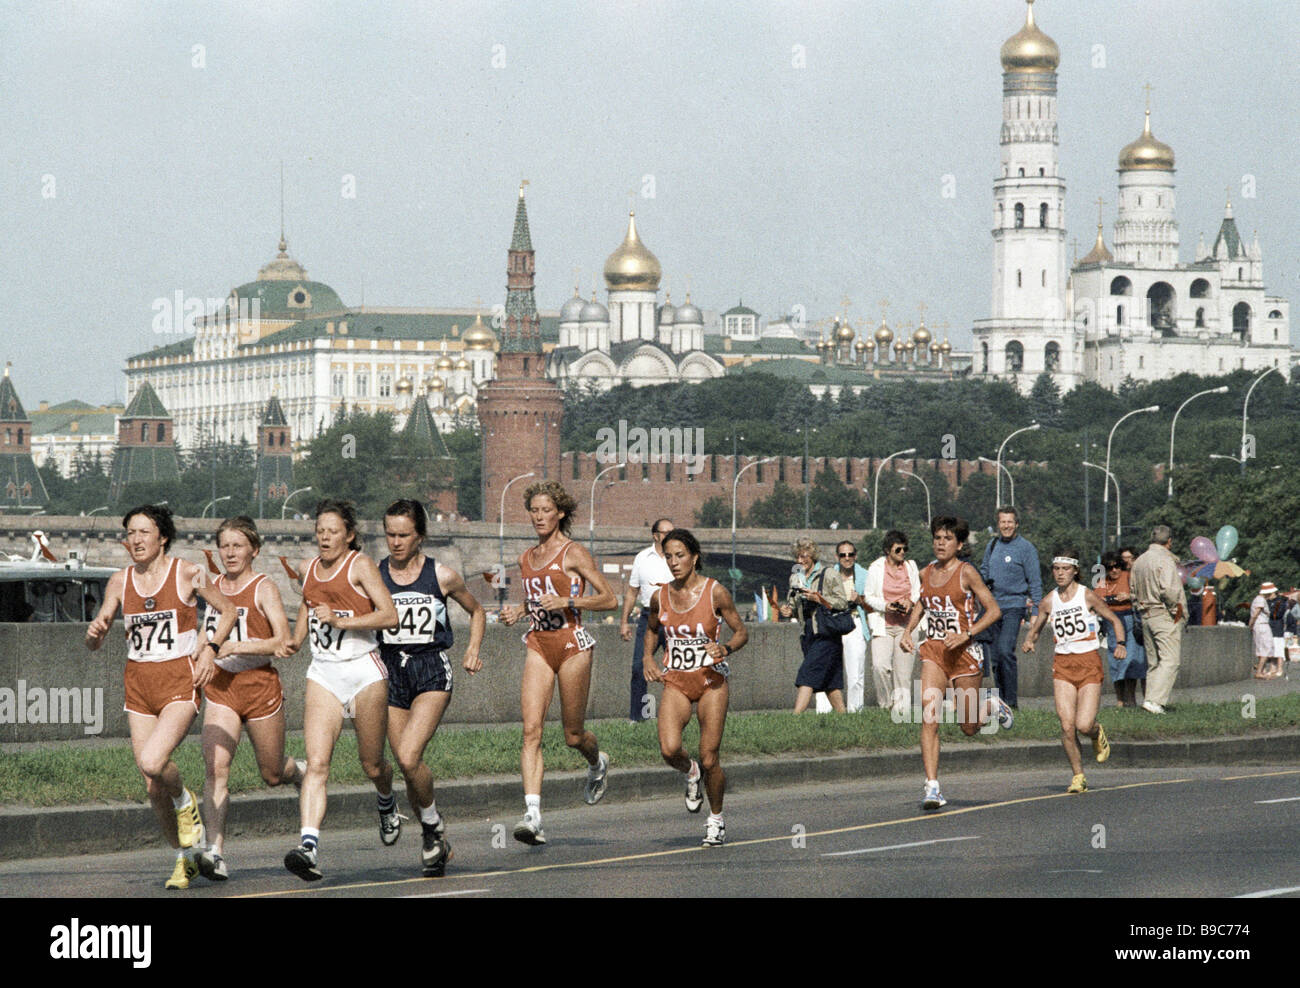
[913,322,931,345]
[1119,109,1175,171]
[395,376,414,394]
[874,321,894,344]
[854,339,867,352]
[603,211,662,292]
[930,340,942,354]
[939,339,952,354]
[893,340,905,354]
[435,354,454,370]
[835,319,855,342]
[1000,0,1059,74]
[455,357,471,371]
[427,375,446,392]
[904,341,916,352]
[463,312,497,350]
[864,338,876,350]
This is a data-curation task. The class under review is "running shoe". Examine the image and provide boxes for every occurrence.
[293,758,307,790]
[175,788,205,849]
[284,844,322,881]
[421,817,452,877]
[684,761,704,814]
[512,813,546,846]
[583,751,610,805]
[921,780,947,812]
[379,806,404,846]
[196,849,228,881]
[1094,724,1111,763]
[1067,773,1088,794]
[702,817,726,847]
[165,854,198,890]
[994,696,1015,730]
[1141,700,1165,715]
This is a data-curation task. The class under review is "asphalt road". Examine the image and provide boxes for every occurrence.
[5,762,1300,899]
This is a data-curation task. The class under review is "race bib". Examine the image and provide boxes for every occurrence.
[1051,605,1094,643]
[127,609,180,659]
[385,593,447,644]
[665,636,714,671]
[204,606,248,643]
[525,598,566,633]
[309,610,353,654]
[926,608,960,640]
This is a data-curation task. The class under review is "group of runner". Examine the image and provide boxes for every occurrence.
[85,481,745,888]
[85,488,1130,888]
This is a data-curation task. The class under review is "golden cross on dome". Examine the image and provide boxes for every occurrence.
[877,298,889,320]
[1094,196,1106,227]
[917,301,927,322]
[1142,82,1153,113]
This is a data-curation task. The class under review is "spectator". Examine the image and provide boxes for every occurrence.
[1098,550,1147,707]
[864,529,921,714]
[1200,583,1218,626]
[780,539,849,714]
[1129,525,1187,714]
[978,506,1042,709]
[1187,584,1203,626]
[619,518,675,722]
[832,540,871,712]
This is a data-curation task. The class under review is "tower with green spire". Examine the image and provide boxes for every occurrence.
[0,364,49,512]
[256,395,294,515]
[395,391,458,516]
[109,380,181,503]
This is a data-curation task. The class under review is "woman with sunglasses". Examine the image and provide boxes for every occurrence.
[1098,550,1146,707]
[833,541,871,712]
[864,530,921,713]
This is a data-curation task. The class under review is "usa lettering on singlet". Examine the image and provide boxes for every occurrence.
[658,578,724,672]
[123,558,198,663]
[302,550,378,662]
[920,563,975,642]
[518,543,585,634]
[378,558,453,654]
[1050,584,1100,654]
[203,573,273,673]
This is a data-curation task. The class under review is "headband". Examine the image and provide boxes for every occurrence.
[1052,556,1079,567]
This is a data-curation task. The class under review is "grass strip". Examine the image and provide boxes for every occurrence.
[0,693,1293,807]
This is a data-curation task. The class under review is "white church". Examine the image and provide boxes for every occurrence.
[973,0,1291,393]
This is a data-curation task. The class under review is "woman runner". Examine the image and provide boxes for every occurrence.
[379,499,485,877]
[196,516,304,881]
[900,516,1013,812]
[85,504,237,890]
[280,499,399,881]
[1021,549,1125,793]
[500,481,617,845]
[643,529,747,847]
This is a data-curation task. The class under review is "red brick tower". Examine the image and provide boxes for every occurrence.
[477,183,564,524]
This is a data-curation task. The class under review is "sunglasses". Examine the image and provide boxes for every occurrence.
[890,546,907,554]
[838,552,856,558]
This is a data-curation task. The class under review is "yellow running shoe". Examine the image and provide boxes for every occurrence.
[1095,724,1111,763]
[165,854,198,890]
[175,788,205,849]
[1067,773,1088,794]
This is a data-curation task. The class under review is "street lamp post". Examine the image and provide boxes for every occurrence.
[1102,405,1160,548]
[797,427,816,528]
[498,471,536,608]
[1083,462,1120,545]
[1208,453,1243,466]
[1168,386,1229,497]
[978,457,1015,508]
[872,447,916,530]
[732,456,776,600]
[281,486,312,520]
[1241,366,1281,475]
[995,423,1040,508]
[201,495,232,519]
[589,462,625,557]
[895,468,931,527]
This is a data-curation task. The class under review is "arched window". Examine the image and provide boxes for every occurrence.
[1117,304,1124,326]
[16,428,22,445]
[140,423,148,442]
[1005,341,1024,373]
[1146,282,1177,334]
[981,342,990,373]
[1044,342,1060,372]
[1233,302,1251,334]
[1018,167,1025,177]
[1190,279,1210,299]
[1110,276,1131,296]
[1017,270,1023,287]
[156,423,165,442]
[1269,309,1283,319]
[1195,307,1205,328]
[1238,267,1243,280]
[1038,167,1045,176]
[1039,203,1048,228]
[1014,203,1024,228]
[1041,269,1046,287]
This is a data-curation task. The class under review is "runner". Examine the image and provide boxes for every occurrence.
[900,516,1013,812]
[1021,549,1125,793]
[499,480,618,845]
[643,528,746,847]
[378,499,486,877]
[279,499,399,881]
[196,516,304,882]
[84,504,237,890]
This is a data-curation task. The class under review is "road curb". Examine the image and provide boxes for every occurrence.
[4,731,1298,861]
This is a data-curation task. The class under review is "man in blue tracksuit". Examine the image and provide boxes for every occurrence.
[978,506,1042,708]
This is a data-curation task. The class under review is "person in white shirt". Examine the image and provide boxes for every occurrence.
[620,518,675,722]
[863,530,922,713]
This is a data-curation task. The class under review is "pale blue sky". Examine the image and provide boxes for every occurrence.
[3,0,1296,405]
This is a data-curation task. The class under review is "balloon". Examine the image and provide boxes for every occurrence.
[1215,525,1239,560]
[1177,563,1197,583]
[1190,536,1219,563]
[1187,576,1205,591]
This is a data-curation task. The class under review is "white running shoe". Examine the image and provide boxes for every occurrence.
[702,817,726,847]
[512,812,546,846]
[284,844,321,881]
[684,761,704,813]
[1141,700,1165,715]
[196,849,228,881]
[584,751,610,805]
[379,806,405,846]
[921,780,947,812]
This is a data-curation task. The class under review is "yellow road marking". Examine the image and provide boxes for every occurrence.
[230,776,1193,898]
[1221,768,1300,781]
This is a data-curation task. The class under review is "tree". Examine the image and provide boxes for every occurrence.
[297,410,402,519]
[1028,372,1063,427]
[695,495,730,528]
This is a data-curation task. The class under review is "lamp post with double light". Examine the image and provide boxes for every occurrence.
[1102,405,1159,547]
[498,471,536,608]
[872,447,916,530]
[1168,386,1228,498]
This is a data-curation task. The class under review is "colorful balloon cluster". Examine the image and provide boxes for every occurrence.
[1178,525,1247,583]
